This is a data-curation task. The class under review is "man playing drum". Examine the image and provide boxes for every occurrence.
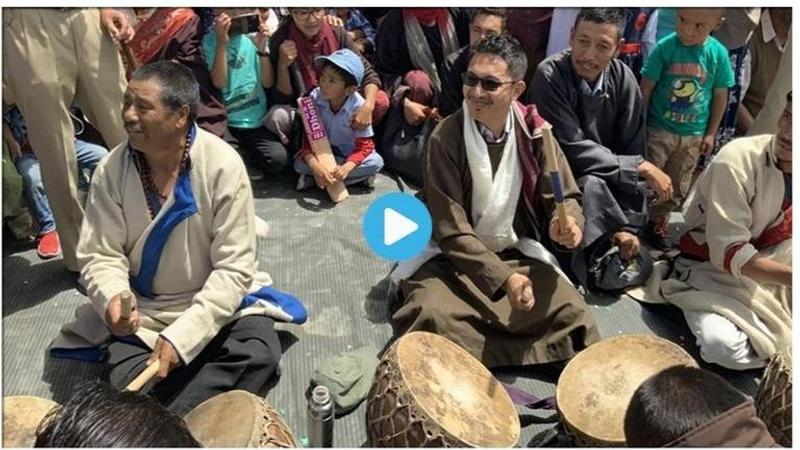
[50,61,306,415]
[392,35,599,368]
[660,92,793,370]
[528,8,670,290]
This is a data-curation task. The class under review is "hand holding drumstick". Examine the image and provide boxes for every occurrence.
[541,125,582,249]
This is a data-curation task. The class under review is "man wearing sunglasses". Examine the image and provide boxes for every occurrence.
[438,8,506,117]
[392,34,599,368]
[528,8,669,292]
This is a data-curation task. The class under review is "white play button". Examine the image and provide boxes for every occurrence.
[384,208,419,246]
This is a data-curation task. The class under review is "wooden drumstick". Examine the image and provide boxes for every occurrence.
[120,291,133,321]
[540,124,569,234]
[125,360,161,392]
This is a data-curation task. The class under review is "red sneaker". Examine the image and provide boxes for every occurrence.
[37,230,61,259]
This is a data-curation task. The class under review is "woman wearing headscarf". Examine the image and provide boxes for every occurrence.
[264,8,389,149]
[373,8,469,184]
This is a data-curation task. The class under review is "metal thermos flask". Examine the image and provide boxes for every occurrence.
[307,385,334,447]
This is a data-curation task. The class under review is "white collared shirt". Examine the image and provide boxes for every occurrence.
[579,71,605,97]
[476,113,512,143]
[761,9,787,52]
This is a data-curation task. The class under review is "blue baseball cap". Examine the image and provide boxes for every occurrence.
[315,49,364,86]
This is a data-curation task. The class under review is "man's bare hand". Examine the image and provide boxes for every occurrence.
[403,98,428,126]
[105,292,140,336]
[148,337,182,378]
[100,8,134,44]
[549,215,582,249]
[505,273,535,311]
[640,161,673,204]
[613,231,641,261]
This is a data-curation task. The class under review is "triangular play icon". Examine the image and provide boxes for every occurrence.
[384,208,419,246]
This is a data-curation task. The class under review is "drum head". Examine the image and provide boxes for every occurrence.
[184,390,297,448]
[556,334,697,446]
[395,332,520,447]
[3,396,58,447]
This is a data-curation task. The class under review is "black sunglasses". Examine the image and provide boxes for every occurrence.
[461,72,517,92]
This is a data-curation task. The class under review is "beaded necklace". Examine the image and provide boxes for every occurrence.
[134,130,192,219]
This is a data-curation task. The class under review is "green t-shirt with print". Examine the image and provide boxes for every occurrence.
[641,33,734,136]
[203,33,268,129]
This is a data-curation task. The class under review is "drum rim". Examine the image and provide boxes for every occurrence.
[555,334,697,445]
[2,395,60,447]
[183,389,295,447]
[755,345,792,447]
[394,331,521,447]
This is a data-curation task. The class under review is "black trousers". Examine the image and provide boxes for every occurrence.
[229,125,290,174]
[104,315,281,416]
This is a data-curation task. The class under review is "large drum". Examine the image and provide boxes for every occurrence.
[756,345,792,447]
[366,331,520,447]
[2,396,59,447]
[183,390,298,447]
[556,334,697,446]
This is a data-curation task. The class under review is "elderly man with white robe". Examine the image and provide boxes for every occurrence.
[51,61,306,415]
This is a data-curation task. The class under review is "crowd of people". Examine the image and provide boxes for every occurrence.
[2,6,791,446]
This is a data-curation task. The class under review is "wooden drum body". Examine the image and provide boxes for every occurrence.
[2,396,58,448]
[756,346,792,447]
[556,334,698,446]
[183,390,298,448]
[366,331,520,447]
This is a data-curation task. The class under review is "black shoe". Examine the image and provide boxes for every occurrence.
[644,220,672,251]
[245,164,264,181]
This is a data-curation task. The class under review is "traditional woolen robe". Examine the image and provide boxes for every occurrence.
[661,135,792,362]
[528,49,649,288]
[393,104,599,367]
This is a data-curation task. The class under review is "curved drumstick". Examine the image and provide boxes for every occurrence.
[540,124,569,233]
[125,360,161,391]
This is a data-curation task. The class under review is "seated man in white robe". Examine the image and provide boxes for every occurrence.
[660,92,792,370]
[51,61,307,415]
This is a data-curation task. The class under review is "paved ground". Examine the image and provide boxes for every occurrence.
[2,172,762,446]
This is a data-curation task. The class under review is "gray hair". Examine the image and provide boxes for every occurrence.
[130,60,200,120]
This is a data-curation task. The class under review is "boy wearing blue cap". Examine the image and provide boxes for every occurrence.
[294,49,384,190]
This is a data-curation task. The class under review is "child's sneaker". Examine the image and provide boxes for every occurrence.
[296,174,313,191]
[37,230,61,259]
[363,175,377,190]
[644,220,672,251]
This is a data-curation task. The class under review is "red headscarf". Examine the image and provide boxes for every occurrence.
[404,8,448,26]
[129,8,196,65]
[288,20,339,91]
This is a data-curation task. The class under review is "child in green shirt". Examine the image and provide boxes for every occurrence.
[204,9,290,178]
[640,8,734,248]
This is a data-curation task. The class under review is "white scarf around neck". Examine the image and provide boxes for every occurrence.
[462,100,523,253]
[388,102,569,289]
